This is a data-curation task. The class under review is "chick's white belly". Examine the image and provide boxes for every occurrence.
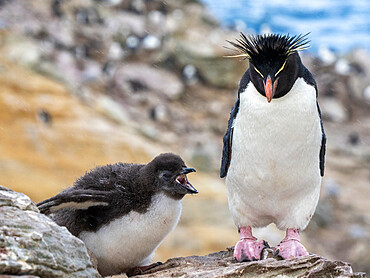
[79,192,182,276]
[226,78,322,230]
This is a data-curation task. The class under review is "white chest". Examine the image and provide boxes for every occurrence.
[79,192,182,276]
[228,77,321,185]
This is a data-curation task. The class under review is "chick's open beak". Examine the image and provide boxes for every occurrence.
[176,167,197,194]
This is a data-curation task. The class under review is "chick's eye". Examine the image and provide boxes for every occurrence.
[160,171,172,180]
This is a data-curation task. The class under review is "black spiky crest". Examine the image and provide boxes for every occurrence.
[226,33,310,63]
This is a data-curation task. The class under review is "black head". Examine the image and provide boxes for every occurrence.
[227,33,310,101]
[147,153,197,199]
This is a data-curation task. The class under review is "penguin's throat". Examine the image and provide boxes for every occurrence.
[176,174,187,185]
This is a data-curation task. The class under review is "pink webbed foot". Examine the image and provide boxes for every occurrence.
[274,228,309,260]
[233,226,269,262]
[234,238,269,262]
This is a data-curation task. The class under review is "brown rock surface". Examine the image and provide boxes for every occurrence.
[0,186,100,277]
[131,249,366,278]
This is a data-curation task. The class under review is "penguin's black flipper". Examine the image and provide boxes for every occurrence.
[317,102,326,176]
[220,69,250,178]
[220,100,238,178]
[37,188,110,214]
[299,65,326,177]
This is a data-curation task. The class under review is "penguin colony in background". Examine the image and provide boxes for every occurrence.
[38,33,325,276]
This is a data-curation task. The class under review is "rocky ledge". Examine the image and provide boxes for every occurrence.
[130,248,366,278]
[0,185,100,278]
[0,185,366,278]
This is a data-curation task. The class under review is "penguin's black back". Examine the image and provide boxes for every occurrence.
[51,162,156,236]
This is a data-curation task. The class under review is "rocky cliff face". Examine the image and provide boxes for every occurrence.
[0,186,365,278]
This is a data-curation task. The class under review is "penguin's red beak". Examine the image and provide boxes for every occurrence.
[264,75,279,103]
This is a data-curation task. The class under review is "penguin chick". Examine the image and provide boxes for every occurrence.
[38,153,197,276]
[221,33,326,262]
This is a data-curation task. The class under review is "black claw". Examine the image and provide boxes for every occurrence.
[273,249,280,257]
[240,250,245,261]
[233,256,246,263]
[263,240,270,248]
[240,252,251,262]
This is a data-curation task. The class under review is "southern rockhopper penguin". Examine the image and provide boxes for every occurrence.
[37,153,197,276]
[220,33,326,261]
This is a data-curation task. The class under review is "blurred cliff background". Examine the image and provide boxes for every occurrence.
[0,0,369,275]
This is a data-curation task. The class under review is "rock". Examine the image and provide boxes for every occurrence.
[108,42,124,60]
[125,35,140,50]
[5,39,41,68]
[182,64,198,85]
[168,27,246,89]
[348,225,368,240]
[142,35,161,50]
[93,95,131,125]
[0,186,38,212]
[105,12,146,37]
[346,49,370,103]
[0,185,101,278]
[150,104,170,123]
[138,124,160,141]
[0,275,40,278]
[190,141,220,172]
[136,248,365,278]
[322,178,341,198]
[319,97,349,123]
[364,85,370,102]
[163,3,245,89]
[335,58,351,75]
[318,46,337,65]
[146,10,166,36]
[107,274,128,278]
[312,200,334,228]
[303,49,369,120]
[114,63,184,100]
[74,6,102,25]
[348,132,360,145]
[81,60,102,83]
